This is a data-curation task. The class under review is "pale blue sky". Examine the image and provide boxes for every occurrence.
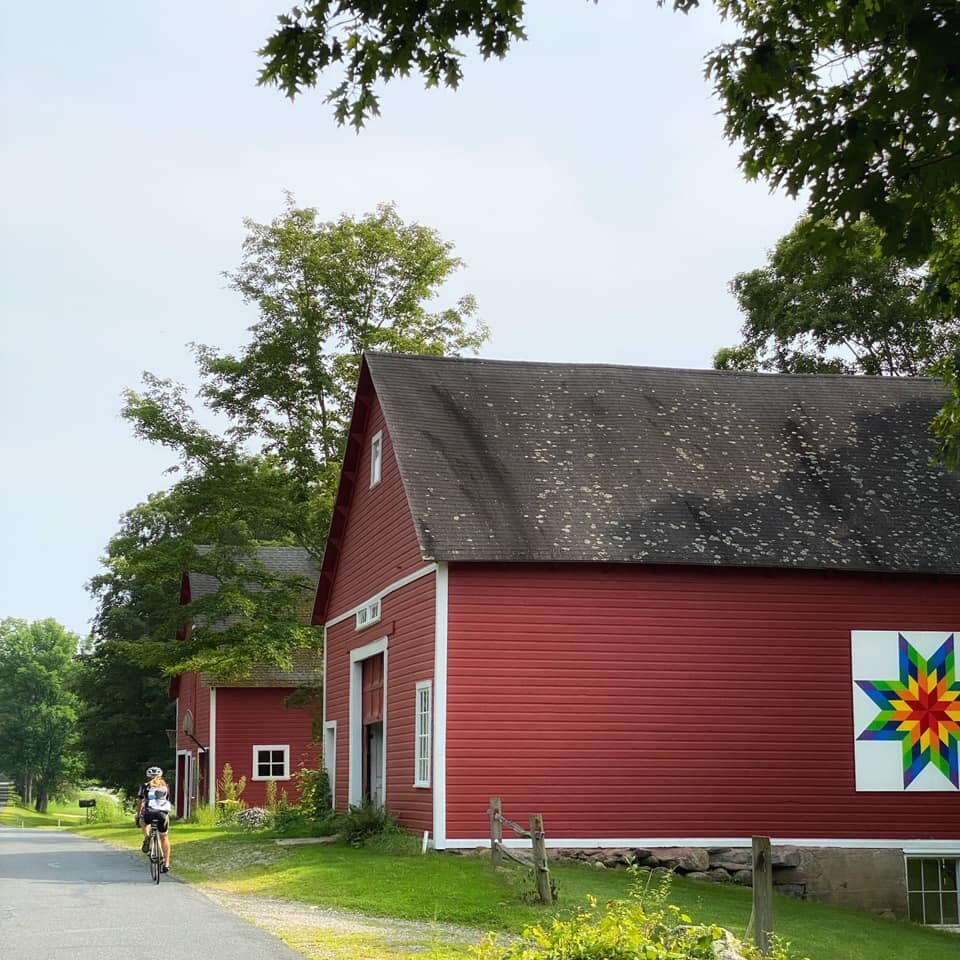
[0,1,801,637]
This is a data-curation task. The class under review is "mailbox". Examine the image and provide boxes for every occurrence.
[78,799,96,808]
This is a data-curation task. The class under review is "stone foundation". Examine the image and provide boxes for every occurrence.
[553,845,908,917]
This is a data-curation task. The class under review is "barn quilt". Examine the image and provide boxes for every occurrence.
[852,631,960,791]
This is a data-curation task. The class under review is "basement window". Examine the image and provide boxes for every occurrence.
[252,744,290,780]
[370,431,383,487]
[906,857,960,926]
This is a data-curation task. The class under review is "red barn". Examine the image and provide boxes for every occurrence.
[316,353,960,924]
[171,547,322,814]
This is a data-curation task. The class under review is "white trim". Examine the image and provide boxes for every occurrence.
[349,636,389,807]
[252,744,292,781]
[432,562,448,848]
[414,680,432,788]
[175,748,190,819]
[370,430,383,487]
[326,563,437,628]
[440,836,960,852]
[321,624,328,729]
[208,687,217,806]
[323,720,337,806]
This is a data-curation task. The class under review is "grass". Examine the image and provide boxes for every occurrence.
[72,822,959,960]
[0,790,125,828]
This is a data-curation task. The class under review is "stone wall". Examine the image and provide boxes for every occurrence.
[555,845,907,918]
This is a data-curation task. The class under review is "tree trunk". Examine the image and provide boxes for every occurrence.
[34,786,48,814]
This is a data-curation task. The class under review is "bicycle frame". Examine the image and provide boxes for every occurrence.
[148,823,166,884]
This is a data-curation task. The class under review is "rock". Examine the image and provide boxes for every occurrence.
[732,869,753,886]
[649,847,710,873]
[686,871,711,882]
[772,846,801,869]
[593,860,607,869]
[651,866,671,881]
[706,868,732,883]
[709,848,752,872]
[711,930,751,960]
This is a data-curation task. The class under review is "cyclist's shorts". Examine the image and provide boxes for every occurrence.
[143,810,170,834]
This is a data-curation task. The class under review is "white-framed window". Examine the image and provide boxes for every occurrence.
[252,744,291,780]
[907,857,960,926]
[355,597,381,631]
[414,680,432,788]
[370,431,383,487]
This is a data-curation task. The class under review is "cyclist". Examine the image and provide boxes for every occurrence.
[137,765,172,872]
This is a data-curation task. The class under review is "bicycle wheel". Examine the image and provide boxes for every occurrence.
[150,830,161,884]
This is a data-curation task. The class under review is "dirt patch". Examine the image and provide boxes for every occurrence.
[205,890,493,959]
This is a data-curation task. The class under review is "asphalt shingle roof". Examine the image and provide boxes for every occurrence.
[365,352,960,574]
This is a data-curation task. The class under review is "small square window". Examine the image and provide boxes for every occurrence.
[252,744,290,780]
[370,431,383,487]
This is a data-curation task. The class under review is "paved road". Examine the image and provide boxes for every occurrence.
[0,828,304,959]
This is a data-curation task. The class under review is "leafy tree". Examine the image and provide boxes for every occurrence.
[257,1,529,128]
[714,217,959,376]
[93,200,487,676]
[255,4,960,450]
[256,2,959,254]
[0,619,84,812]
[74,640,175,795]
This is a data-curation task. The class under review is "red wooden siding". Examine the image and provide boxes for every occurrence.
[445,563,960,843]
[175,671,211,754]
[214,687,318,808]
[326,395,425,620]
[325,572,436,831]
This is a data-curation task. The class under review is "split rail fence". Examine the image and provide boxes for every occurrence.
[487,796,553,904]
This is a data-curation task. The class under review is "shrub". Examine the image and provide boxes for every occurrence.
[476,869,724,960]
[338,801,400,846]
[217,763,246,803]
[293,758,331,821]
[265,778,278,811]
[236,806,273,830]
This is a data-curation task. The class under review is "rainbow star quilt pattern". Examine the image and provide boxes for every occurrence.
[852,632,960,791]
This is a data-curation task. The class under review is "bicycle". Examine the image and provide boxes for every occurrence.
[147,821,166,884]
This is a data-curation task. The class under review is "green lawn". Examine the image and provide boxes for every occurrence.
[73,822,958,960]
[1,791,124,828]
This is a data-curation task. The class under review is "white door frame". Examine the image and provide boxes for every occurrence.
[349,637,388,807]
[176,749,191,819]
[323,720,337,808]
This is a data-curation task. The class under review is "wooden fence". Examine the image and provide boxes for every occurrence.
[486,796,553,904]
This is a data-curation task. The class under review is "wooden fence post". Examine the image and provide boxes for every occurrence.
[751,836,774,957]
[489,797,502,868]
[530,813,553,905]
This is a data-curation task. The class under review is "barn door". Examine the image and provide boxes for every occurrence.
[362,654,385,807]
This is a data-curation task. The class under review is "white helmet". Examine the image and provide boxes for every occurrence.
[146,766,163,778]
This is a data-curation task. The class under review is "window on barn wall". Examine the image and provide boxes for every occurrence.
[355,597,381,631]
[414,680,432,788]
[370,431,383,487]
[906,857,960,926]
[252,744,290,780]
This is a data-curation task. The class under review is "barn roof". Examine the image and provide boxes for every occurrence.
[364,352,960,574]
[182,546,322,688]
